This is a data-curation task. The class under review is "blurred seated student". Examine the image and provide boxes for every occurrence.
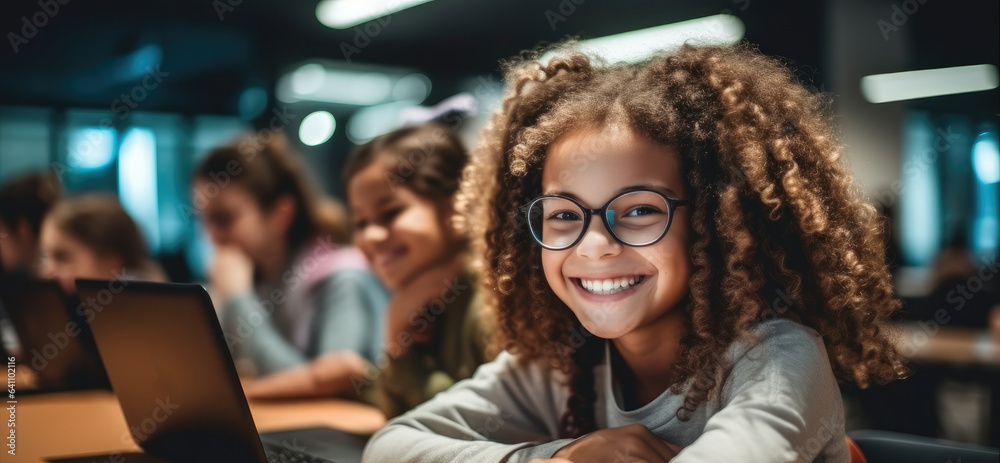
[0,171,61,357]
[39,194,166,294]
[193,135,387,380]
[242,123,495,419]
[895,232,1000,365]
[915,233,998,331]
[853,234,999,440]
[0,171,61,277]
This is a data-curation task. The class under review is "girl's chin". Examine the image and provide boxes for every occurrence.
[381,266,417,290]
[575,315,639,340]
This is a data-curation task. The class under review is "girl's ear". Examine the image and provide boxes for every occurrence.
[437,199,463,243]
[269,194,298,235]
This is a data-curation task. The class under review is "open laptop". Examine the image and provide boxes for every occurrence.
[0,277,110,391]
[57,279,371,463]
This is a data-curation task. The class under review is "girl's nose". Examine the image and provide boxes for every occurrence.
[575,219,622,260]
[360,224,389,245]
[39,258,55,279]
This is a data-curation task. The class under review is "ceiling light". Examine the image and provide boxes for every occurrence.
[861,64,999,104]
[299,111,337,146]
[277,62,431,106]
[541,14,744,65]
[317,0,433,29]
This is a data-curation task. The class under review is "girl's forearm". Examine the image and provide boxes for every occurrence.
[242,350,368,399]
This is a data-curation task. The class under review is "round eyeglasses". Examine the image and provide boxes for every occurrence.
[525,189,689,250]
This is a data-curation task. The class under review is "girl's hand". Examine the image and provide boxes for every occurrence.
[383,256,465,355]
[551,424,679,463]
[211,245,254,301]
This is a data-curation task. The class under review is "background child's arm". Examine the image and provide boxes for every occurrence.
[362,351,576,463]
[670,319,848,463]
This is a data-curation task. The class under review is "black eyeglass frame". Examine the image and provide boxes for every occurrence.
[524,189,691,251]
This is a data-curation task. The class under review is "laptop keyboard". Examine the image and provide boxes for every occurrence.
[263,442,338,463]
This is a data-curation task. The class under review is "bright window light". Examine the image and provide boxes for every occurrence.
[972,130,999,255]
[899,114,942,266]
[68,127,115,170]
[973,132,999,184]
[540,14,745,65]
[299,111,337,146]
[317,0,434,29]
[861,64,999,104]
[118,127,160,253]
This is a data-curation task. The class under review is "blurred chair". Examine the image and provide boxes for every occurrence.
[848,430,999,463]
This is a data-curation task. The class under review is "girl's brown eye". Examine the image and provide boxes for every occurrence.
[377,208,403,224]
[210,213,234,228]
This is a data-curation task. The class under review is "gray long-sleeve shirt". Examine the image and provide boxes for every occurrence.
[222,268,388,375]
[362,318,849,463]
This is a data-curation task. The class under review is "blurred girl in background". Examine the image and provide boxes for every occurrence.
[194,135,387,383]
[0,171,61,277]
[40,194,165,293]
[244,123,494,419]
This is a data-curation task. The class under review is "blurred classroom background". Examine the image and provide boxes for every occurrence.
[0,0,997,447]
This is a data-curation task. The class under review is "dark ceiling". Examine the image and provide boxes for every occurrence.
[0,0,996,118]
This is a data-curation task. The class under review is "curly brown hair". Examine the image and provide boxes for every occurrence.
[457,43,909,437]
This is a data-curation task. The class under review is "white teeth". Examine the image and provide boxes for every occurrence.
[578,276,644,295]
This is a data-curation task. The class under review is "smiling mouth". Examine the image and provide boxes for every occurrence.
[573,276,646,295]
[374,247,407,268]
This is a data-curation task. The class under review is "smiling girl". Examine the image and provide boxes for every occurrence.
[240,124,494,417]
[362,44,908,463]
[345,123,494,418]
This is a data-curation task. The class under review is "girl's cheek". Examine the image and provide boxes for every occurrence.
[540,251,568,291]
